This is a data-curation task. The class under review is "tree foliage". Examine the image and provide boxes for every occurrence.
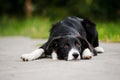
[0,0,119,21]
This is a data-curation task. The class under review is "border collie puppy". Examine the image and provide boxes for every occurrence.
[21,16,104,61]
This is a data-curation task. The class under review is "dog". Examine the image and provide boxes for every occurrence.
[21,16,104,61]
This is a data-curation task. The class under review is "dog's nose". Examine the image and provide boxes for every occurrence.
[72,53,79,59]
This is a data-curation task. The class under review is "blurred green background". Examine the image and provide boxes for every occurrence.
[0,0,120,42]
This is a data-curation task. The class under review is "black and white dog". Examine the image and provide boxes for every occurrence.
[21,16,104,61]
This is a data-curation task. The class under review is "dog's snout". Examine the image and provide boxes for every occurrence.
[72,53,79,59]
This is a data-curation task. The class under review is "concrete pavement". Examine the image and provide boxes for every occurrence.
[0,37,120,80]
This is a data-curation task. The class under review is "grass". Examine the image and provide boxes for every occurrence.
[0,16,120,42]
[0,16,51,38]
[96,21,120,42]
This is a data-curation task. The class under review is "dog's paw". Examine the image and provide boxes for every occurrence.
[82,48,93,59]
[51,51,58,60]
[94,47,104,53]
[21,53,34,61]
[21,49,44,62]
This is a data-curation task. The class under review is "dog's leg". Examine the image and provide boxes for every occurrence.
[21,48,44,61]
[82,48,93,59]
[93,36,104,53]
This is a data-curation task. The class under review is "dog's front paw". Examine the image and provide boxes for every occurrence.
[21,53,34,61]
[21,49,45,62]
[52,51,58,60]
[82,48,93,59]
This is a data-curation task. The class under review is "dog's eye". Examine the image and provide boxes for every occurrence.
[75,43,80,48]
[64,44,69,49]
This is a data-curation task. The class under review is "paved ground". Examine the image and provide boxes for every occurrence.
[0,37,120,80]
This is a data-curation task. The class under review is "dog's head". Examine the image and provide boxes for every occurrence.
[47,35,93,61]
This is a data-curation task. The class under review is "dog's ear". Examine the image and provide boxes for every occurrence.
[46,36,63,50]
[81,19,96,28]
[78,36,96,55]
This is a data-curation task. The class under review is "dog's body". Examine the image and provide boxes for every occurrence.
[21,16,104,61]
